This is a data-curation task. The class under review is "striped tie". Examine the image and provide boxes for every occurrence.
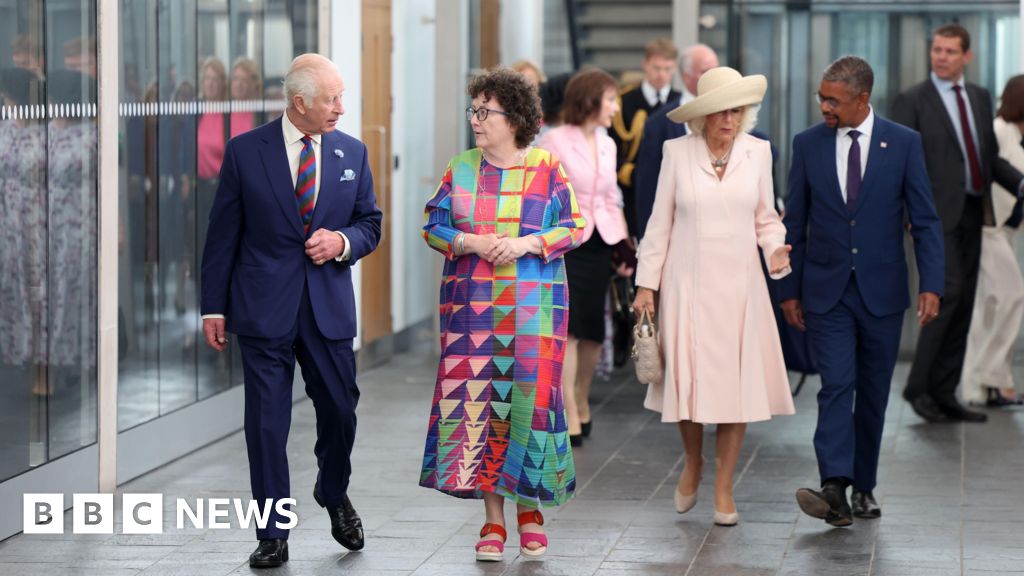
[295,135,316,234]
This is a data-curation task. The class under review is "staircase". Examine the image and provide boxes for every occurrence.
[571,0,673,80]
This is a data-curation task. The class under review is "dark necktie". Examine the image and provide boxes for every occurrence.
[296,135,316,234]
[952,85,984,192]
[846,130,862,210]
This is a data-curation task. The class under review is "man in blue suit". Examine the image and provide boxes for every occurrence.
[779,56,944,526]
[201,54,382,567]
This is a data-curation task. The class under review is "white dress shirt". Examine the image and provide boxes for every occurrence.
[640,80,671,108]
[836,107,874,203]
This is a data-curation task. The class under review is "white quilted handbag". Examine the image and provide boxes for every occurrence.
[631,309,663,385]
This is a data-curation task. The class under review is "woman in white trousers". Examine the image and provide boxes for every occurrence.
[961,75,1024,406]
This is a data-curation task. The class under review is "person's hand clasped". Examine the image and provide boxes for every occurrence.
[487,236,531,266]
[770,245,793,276]
[917,292,940,326]
[305,228,344,265]
[465,233,505,262]
[632,287,656,318]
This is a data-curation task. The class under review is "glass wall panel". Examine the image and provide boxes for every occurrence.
[195,0,234,402]
[0,0,98,480]
[119,0,160,430]
[45,0,99,460]
[157,0,199,416]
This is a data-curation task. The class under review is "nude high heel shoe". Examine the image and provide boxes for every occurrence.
[674,489,697,514]
[713,509,739,526]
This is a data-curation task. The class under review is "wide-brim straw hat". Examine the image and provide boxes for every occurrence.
[667,66,767,124]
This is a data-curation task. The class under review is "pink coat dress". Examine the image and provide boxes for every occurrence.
[635,133,796,423]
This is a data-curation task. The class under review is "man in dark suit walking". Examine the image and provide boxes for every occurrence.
[781,56,944,526]
[201,53,382,567]
[892,23,1024,424]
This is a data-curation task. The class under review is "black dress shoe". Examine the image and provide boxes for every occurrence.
[249,538,288,568]
[937,399,988,423]
[851,490,881,519]
[581,420,592,438]
[314,487,364,551]
[569,434,583,447]
[908,394,948,423]
[795,480,852,527]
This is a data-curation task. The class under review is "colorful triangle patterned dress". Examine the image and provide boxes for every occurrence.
[420,147,585,507]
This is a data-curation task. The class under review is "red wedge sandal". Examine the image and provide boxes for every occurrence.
[517,509,547,558]
[475,523,507,562]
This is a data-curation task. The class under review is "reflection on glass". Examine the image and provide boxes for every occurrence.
[118,0,159,430]
[197,0,235,399]
[158,0,198,415]
[0,66,48,479]
[0,0,99,480]
[46,68,99,459]
[230,56,261,135]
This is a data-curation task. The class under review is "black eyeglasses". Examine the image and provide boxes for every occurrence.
[466,106,509,122]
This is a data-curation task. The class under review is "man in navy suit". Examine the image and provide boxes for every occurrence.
[779,56,944,526]
[201,53,382,567]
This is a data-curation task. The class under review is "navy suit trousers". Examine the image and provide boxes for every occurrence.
[237,287,359,540]
[805,275,902,492]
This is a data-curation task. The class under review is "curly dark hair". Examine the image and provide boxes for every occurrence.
[467,67,541,148]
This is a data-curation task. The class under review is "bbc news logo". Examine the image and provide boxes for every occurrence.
[24,494,297,534]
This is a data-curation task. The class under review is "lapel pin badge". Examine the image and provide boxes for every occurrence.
[880,142,888,148]
[333,149,344,158]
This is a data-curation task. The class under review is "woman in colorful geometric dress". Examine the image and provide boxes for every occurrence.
[420,67,585,562]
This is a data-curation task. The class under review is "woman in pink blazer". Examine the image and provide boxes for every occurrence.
[538,68,630,446]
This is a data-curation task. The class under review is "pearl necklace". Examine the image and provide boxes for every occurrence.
[705,138,733,176]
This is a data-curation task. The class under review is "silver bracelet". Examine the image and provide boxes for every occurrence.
[456,232,466,256]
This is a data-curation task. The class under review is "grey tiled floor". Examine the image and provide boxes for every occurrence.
[2,340,1023,575]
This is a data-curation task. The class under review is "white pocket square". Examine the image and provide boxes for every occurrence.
[340,169,356,182]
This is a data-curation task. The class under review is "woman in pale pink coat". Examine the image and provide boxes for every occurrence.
[538,68,630,446]
[633,68,795,526]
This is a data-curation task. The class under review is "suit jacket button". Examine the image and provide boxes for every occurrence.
[850,220,856,226]
[852,248,859,254]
